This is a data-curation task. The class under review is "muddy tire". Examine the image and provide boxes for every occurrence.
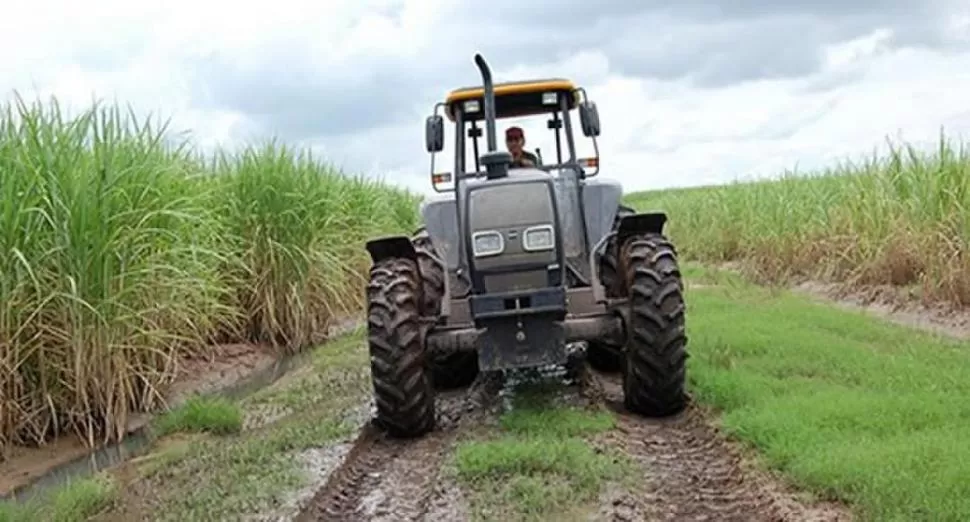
[412,227,445,317]
[587,204,636,373]
[412,227,479,390]
[619,232,688,417]
[367,256,436,438]
[598,204,636,296]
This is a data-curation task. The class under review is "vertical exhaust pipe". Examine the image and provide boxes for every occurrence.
[474,54,497,153]
[473,53,510,180]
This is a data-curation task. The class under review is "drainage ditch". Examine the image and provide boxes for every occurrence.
[0,319,363,505]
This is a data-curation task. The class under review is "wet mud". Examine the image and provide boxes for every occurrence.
[294,353,851,522]
[580,367,852,522]
[294,373,503,522]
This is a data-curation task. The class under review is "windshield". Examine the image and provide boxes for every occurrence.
[449,107,596,176]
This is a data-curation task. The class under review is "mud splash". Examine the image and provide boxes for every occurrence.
[1,319,362,505]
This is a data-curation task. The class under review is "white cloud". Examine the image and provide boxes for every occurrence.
[1,0,968,197]
[413,30,970,194]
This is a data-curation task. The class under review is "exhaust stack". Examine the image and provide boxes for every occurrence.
[473,53,511,180]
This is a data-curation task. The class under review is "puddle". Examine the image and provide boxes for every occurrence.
[495,342,586,412]
[0,319,362,505]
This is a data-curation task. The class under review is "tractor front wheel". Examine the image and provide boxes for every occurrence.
[619,232,689,416]
[587,204,636,372]
[411,226,479,389]
[367,256,436,438]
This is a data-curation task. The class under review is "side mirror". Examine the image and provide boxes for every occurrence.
[579,101,600,137]
[425,115,444,152]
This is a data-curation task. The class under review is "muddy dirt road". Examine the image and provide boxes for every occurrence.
[294,373,504,522]
[294,358,850,522]
[580,368,850,522]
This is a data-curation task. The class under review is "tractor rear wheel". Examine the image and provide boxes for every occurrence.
[412,227,479,389]
[367,256,436,438]
[619,232,688,416]
[587,204,636,372]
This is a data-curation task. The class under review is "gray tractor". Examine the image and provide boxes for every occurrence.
[364,54,688,438]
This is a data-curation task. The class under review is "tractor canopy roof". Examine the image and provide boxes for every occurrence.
[444,78,579,122]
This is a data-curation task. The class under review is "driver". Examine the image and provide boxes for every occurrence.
[505,126,540,168]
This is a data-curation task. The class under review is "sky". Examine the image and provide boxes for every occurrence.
[2,0,969,195]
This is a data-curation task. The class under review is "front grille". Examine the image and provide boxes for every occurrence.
[483,270,548,293]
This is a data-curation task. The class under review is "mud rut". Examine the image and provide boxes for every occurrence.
[295,355,850,522]
[294,370,505,522]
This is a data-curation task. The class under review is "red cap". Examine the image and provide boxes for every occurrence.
[505,126,524,139]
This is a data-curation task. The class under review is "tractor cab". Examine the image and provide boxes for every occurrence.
[425,78,602,189]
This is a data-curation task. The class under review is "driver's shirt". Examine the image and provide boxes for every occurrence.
[511,151,539,168]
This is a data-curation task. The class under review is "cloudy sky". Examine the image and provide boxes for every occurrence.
[2,0,968,194]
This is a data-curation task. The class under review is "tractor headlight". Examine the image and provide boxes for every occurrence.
[472,230,504,257]
[522,224,554,252]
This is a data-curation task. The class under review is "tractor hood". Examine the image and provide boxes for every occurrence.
[465,175,561,293]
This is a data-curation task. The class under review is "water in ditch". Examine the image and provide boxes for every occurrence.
[1,321,362,505]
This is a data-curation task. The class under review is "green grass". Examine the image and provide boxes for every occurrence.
[152,396,243,437]
[453,383,630,521]
[0,473,117,522]
[454,437,625,519]
[498,407,615,438]
[0,94,420,455]
[626,132,970,306]
[240,326,371,415]
[684,266,970,521]
[139,415,353,522]
[90,328,370,521]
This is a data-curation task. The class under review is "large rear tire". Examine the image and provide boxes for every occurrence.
[367,256,436,438]
[411,227,479,389]
[619,232,689,417]
[587,204,636,372]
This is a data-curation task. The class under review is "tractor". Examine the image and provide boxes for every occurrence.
[363,54,688,438]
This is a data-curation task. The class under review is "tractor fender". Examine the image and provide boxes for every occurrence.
[365,236,418,265]
[617,212,667,243]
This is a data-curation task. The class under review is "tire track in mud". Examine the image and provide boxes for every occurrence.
[295,352,853,521]
[294,373,502,522]
[579,366,853,522]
